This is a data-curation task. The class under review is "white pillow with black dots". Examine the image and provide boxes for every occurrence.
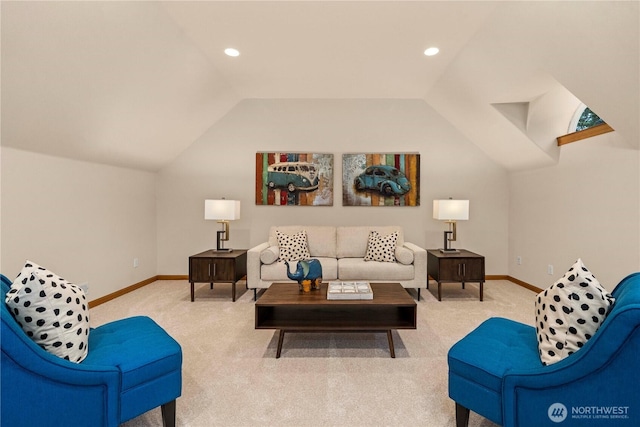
[5,261,90,363]
[535,258,614,365]
[364,231,398,263]
[276,229,311,261]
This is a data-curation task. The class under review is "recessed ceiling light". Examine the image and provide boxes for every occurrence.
[424,47,440,56]
[224,48,240,57]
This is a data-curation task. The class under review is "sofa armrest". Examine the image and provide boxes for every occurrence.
[247,242,270,289]
[404,242,427,285]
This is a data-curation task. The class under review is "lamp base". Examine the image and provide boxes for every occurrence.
[215,230,232,252]
[441,230,460,254]
[439,248,460,254]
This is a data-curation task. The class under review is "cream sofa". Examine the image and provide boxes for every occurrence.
[247,225,427,300]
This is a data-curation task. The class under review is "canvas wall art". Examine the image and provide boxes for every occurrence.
[255,152,334,206]
[342,153,420,206]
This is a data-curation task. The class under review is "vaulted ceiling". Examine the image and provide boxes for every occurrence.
[2,1,638,172]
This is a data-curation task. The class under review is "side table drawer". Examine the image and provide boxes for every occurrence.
[189,257,246,282]
[439,258,484,281]
[439,259,463,281]
[211,259,234,281]
[190,258,213,282]
[462,258,484,282]
[437,258,484,282]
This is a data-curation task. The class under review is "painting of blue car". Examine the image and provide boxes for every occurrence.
[266,161,319,192]
[354,165,411,196]
[256,152,334,206]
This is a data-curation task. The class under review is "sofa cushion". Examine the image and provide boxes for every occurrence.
[83,316,181,392]
[364,231,397,262]
[84,316,182,423]
[337,226,404,258]
[535,258,614,365]
[260,246,279,265]
[338,258,414,281]
[450,318,542,391]
[276,230,311,261]
[448,317,541,425]
[5,261,90,363]
[261,258,338,281]
[269,226,337,258]
[395,246,414,265]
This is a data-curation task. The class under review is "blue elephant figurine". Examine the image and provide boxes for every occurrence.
[284,259,322,292]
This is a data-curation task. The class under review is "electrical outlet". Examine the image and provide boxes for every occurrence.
[133,258,139,268]
[548,264,554,275]
[516,256,522,265]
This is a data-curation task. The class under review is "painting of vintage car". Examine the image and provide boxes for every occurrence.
[342,153,419,206]
[267,161,319,192]
[354,165,411,196]
[256,152,333,206]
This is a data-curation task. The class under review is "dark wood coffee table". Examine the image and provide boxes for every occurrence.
[255,282,417,358]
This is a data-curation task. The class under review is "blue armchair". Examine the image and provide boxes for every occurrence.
[1,273,182,427]
[448,272,640,427]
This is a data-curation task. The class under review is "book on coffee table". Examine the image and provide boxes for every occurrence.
[327,281,373,300]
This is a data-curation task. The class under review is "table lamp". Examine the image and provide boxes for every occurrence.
[205,199,241,252]
[433,199,469,254]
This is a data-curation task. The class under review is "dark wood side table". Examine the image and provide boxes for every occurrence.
[188,249,247,302]
[427,249,485,301]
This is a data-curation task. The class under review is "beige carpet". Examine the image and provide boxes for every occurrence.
[89,279,537,427]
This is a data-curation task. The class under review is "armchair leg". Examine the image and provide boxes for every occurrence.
[161,399,176,427]
[455,403,470,427]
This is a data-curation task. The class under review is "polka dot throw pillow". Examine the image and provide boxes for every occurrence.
[535,258,614,366]
[364,231,398,263]
[5,261,90,363]
[276,230,311,261]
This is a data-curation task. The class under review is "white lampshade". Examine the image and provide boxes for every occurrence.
[433,199,469,221]
[204,200,241,221]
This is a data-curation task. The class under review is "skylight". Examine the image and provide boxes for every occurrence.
[575,107,605,131]
[558,103,613,146]
[568,104,606,133]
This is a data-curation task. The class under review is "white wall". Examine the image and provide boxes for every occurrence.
[157,99,509,277]
[3,101,637,301]
[0,147,157,300]
[509,132,640,290]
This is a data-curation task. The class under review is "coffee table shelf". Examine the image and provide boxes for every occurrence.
[255,282,417,358]
[256,306,416,330]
